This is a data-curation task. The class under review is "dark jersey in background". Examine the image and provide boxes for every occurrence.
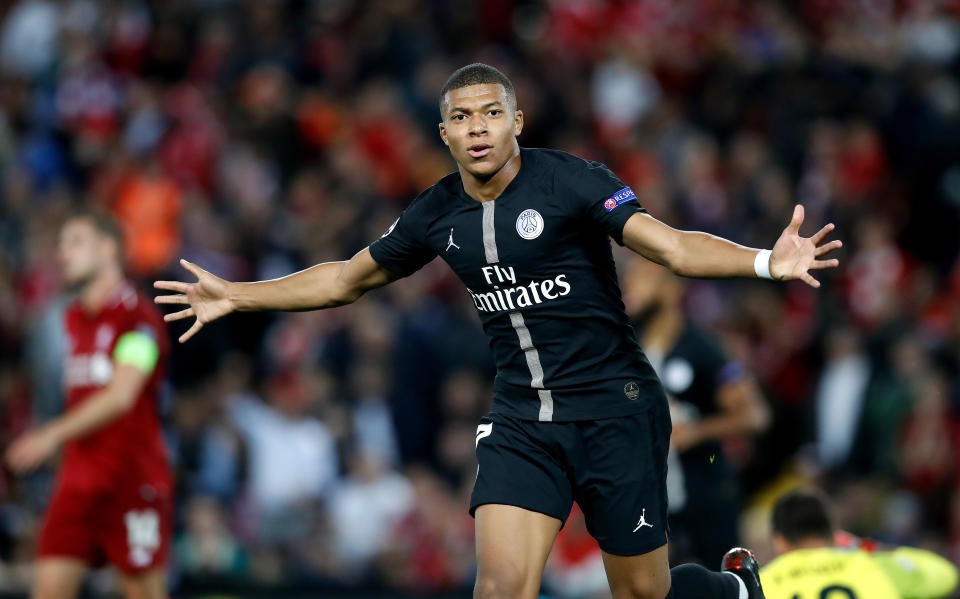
[370,148,664,422]
[649,324,745,565]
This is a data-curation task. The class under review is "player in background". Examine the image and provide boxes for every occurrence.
[761,488,958,599]
[6,213,172,599]
[155,63,843,599]
[622,257,770,566]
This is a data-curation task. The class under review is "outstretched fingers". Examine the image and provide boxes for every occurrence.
[809,258,840,270]
[810,222,835,245]
[154,280,190,294]
[154,294,189,305]
[180,258,204,279]
[801,272,821,288]
[179,320,203,344]
[786,204,804,234]
[815,239,842,257]
[164,308,195,323]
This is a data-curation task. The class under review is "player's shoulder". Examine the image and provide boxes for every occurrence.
[522,147,611,174]
[417,171,461,205]
[522,148,627,206]
[400,170,461,221]
[111,285,164,327]
[763,547,871,575]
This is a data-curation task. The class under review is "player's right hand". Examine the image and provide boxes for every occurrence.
[6,428,59,472]
[154,259,235,343]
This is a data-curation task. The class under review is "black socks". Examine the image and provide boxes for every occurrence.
[666,563,744,599]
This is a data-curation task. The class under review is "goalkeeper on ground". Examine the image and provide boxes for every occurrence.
[761,488,958,599]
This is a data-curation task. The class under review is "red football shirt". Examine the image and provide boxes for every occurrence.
[59,283,171,495]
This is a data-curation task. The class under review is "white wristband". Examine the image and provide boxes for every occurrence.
[754,249,773,280]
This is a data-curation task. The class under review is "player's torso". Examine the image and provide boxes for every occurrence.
[761,548,900,599]
[424,176,592,310]
[414,150,661,421]
[61,286,170,490]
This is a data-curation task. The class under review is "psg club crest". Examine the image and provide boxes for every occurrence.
[516,209,544,240]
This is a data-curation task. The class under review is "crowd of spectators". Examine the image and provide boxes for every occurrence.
[2,0,960,596]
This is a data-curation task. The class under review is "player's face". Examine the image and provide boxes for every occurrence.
[439,84,523,180]
[58,219,110,289]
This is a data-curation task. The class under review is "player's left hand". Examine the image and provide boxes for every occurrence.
[770,204,842,288]
[5,428,59,472]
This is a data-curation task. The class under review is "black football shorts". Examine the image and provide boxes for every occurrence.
[470,394,671,556]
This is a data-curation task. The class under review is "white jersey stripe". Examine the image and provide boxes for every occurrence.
[509,311,546,388]
[481,201,499,264]
[480,200,554,421]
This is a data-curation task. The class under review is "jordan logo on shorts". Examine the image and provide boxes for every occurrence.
[633,508,654,532]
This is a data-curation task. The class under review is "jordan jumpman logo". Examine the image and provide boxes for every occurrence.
[633,508,654,532]
[446,228,461,252]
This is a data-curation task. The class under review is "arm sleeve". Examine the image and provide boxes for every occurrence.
[368,204,437,278]
[112,329,159,374]
[873,547,959,599]
[562,159,646,245]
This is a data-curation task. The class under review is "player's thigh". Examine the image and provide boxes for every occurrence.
[602,544,671,599]
[470,414,574,524]
[474,503,562,599]
[471,414,574,599]
[574,401,671,558]
[32,558,87,599]
[117,568,167,599]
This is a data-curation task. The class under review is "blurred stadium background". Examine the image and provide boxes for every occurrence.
[2,0,960,597]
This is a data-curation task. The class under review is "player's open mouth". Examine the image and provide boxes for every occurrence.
[468,144,492,158]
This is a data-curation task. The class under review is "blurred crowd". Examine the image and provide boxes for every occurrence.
[2,0,960,596]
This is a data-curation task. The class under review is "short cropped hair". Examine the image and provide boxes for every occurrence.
[439,63,517,115]
[771,488,835,543]
[67,210,126,256]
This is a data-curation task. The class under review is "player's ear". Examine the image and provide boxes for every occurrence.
[514,109,523,136]
[438,121,449,146]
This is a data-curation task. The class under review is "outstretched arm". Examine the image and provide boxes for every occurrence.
[155,247,398,343]
[621,205,841,287]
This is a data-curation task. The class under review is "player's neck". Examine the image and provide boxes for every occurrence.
[793,538,832,550]
[642,306,684,353]
[81,267,125,313]
[460,151,522,203]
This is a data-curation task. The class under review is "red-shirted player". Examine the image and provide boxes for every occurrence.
[6,213,172,599]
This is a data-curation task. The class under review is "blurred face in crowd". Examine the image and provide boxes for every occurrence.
[439,83,523,181]
[59,218,118,290]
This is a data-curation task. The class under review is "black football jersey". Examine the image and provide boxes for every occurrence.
[369,148,664,421]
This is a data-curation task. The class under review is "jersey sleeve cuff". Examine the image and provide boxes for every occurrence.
[610,204,646,245]
[368,241,413,279]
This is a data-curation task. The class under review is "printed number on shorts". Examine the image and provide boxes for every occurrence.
[124,509,160,552]
[791,585,857,599]
[475,423,493,447]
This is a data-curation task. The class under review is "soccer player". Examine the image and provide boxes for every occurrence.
[7,213,171,599]
[155,63,842,599]
[623,258,770,566]
[761,488,958,599]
